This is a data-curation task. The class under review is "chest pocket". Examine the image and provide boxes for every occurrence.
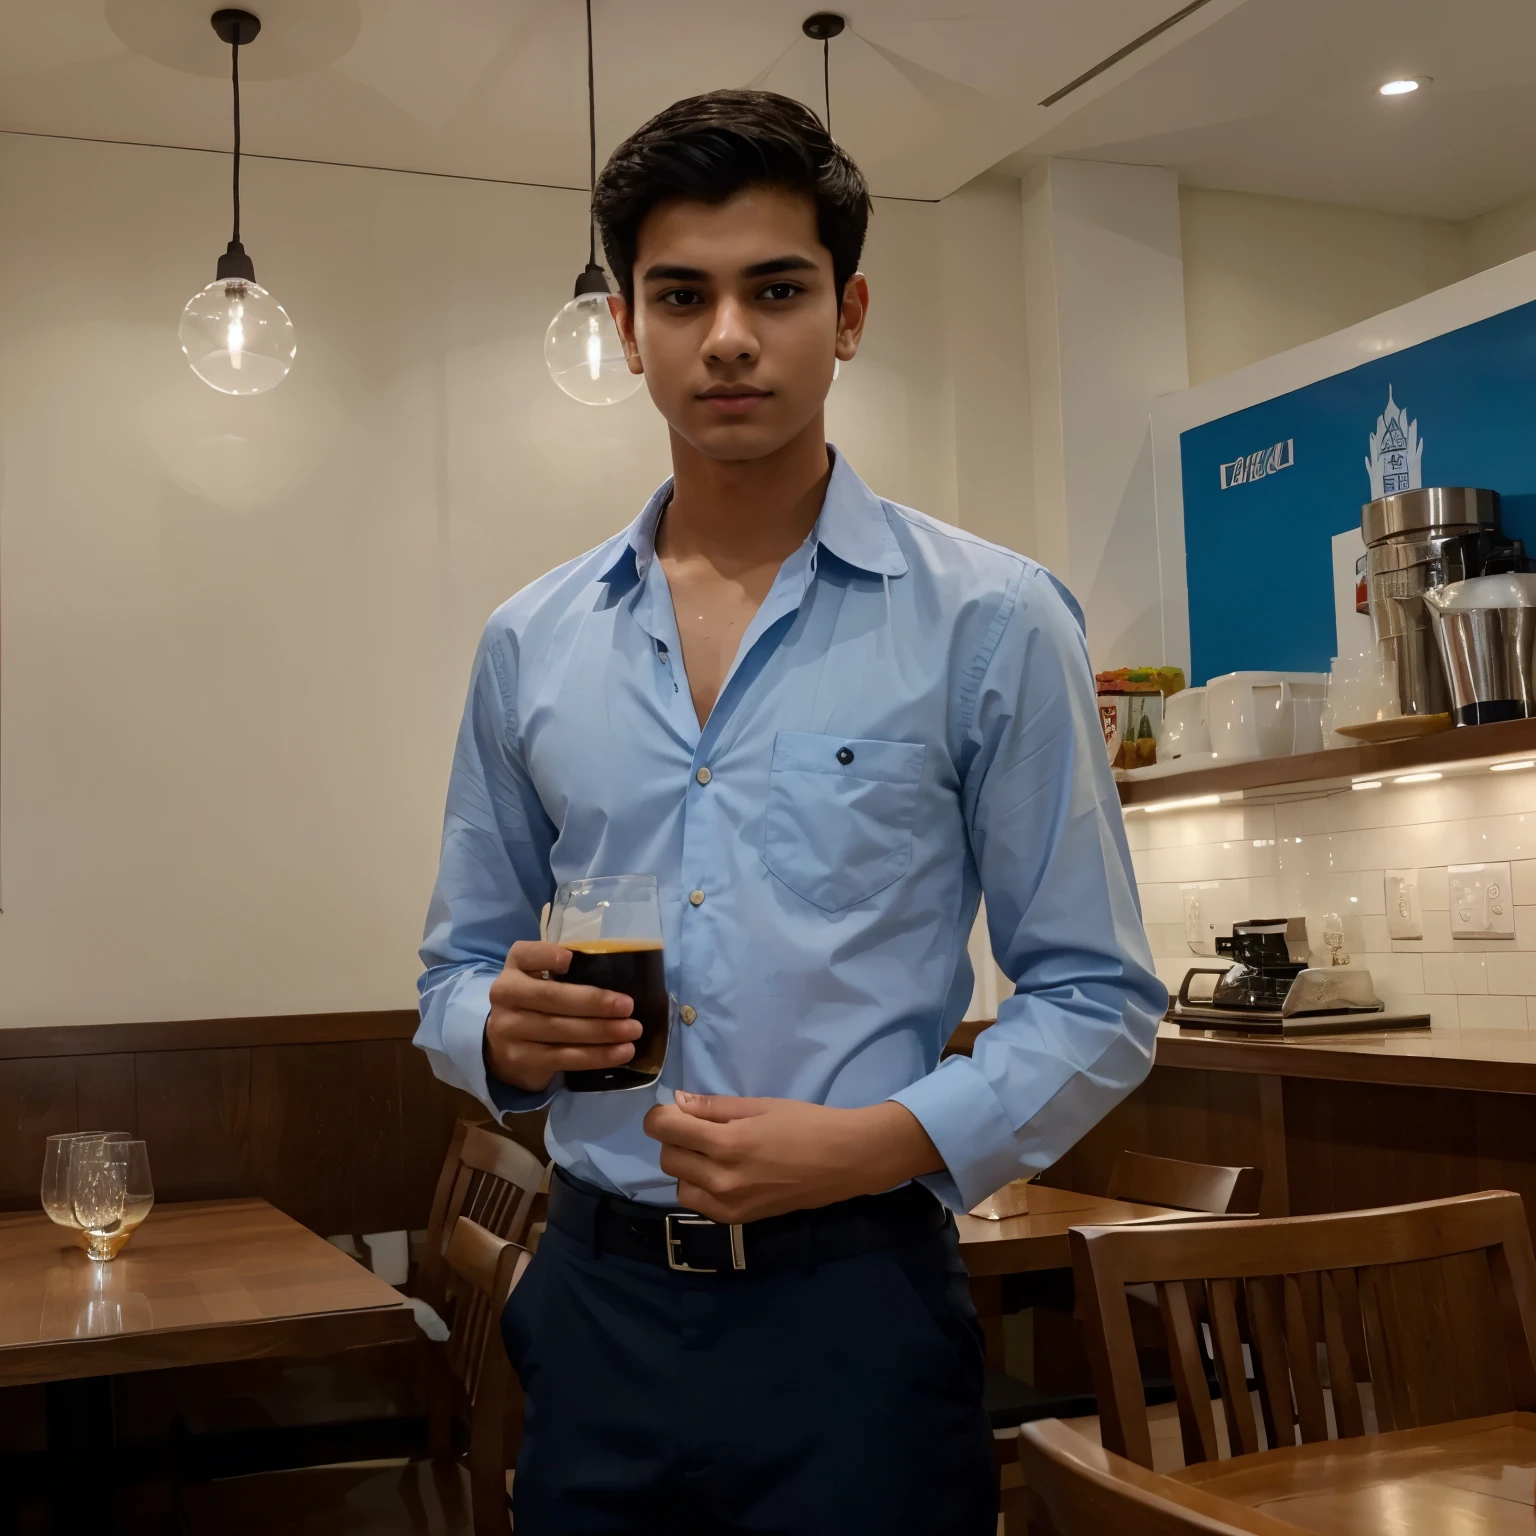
[762,732,927,912]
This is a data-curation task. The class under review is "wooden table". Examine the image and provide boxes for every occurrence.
[955,1183,1177,1372]
[1170,1411,1536,1534]
[0,1197,415,1533]
[955,1182,1177,1277]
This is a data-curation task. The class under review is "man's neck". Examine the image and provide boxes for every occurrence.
[657,415,831,574]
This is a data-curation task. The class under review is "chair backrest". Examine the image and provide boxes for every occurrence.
[1018,1419,1309,1536]
[442,1216,531,1536]
[420,1119,547,1312]
[1072,1190,1536,1470]
[1107,1151,1262,1215]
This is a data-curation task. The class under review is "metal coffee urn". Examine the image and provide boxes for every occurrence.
[1361,487,1516,717]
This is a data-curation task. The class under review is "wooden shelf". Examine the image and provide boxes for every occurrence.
[1117,716,1536,806]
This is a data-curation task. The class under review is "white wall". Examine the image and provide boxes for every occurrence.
[1178,184,1536,387]
[1134,770,1536,1033]
[0,134,1028,1028]
[1179,186,1462,386]
[1024,159,1189,669]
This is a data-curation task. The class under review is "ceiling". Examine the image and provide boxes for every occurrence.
[0,0,1532,220]
[1004,0,1536,223]
[0,0,1240,202]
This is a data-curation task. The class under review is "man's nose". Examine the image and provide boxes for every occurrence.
[705,297,759,364]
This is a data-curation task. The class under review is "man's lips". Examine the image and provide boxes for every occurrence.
[697,388,771,416]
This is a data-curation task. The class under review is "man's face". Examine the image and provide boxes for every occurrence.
[611,185,867,461]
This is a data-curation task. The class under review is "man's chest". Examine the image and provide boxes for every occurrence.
[515,588,965,909]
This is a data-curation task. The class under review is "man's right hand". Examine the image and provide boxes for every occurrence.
[484,940,640,1093]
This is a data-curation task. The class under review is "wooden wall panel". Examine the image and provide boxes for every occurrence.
[133,1047,254,1202]
[0,1015,482,1237]
[0,1058,85,1207]
[1282,1077,1536,1218]
[1043,1066,1280,1212]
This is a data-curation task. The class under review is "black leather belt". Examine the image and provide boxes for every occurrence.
[548,1167,948,1276]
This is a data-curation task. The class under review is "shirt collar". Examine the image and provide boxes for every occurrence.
[598,445,907,587]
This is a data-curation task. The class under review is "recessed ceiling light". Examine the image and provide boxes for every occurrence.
[1379,77,1429,96]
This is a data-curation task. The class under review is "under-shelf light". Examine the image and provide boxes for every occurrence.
[1351,780,1383,790]
[1393,771,1442,784]
[1490,759,1536,772]
[1140,794,1222,814]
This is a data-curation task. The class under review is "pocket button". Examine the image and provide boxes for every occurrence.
[836,746,854,765]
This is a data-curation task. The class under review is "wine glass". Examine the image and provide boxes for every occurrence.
[97,1136,154,1259]
[70,1138,129,1261]
[42,1133,106,1234]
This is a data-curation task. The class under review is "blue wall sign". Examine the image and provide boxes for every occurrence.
[1179,296,1536,684]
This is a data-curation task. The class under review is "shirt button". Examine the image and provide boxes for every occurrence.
[689,889,706,907]
[836,746,855,765]
[679,1004,697,1025]
[695,766,712,785]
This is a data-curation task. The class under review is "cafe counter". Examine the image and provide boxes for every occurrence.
[950,1022,1536,1221]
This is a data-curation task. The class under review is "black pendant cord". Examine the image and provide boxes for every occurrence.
[585,0,597,268]
[823,37,831,134]
[231,34,242,248]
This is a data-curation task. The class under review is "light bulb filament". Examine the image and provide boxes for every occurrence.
[227,298,245,371]
[586,316,603,382]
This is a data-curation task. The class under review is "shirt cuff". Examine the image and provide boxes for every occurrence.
[441,972,559,1119]
[889,1058,1023,1214]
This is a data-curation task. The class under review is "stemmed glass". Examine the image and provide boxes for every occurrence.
[70,1139,129,1261]
[41,1132,105,1237]
[98,1136,154,1260]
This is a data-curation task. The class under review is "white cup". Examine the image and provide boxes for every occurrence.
[1160,687,1211,760]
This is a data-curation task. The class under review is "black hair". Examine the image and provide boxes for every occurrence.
[592,89,871,302]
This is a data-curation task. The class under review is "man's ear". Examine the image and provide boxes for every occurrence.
[608,293,644,376]
[835,272,869,363]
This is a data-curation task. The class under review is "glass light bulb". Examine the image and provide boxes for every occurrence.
[179,277,295,396]
[544,292,642,405]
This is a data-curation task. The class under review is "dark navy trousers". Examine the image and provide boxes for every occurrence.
[500,1211,996,1533]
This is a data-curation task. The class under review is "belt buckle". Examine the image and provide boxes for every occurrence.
[664,1212,746,1273]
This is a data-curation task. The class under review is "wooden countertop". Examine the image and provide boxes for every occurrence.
[1153,1022,1536,1095]
[949,1019,1536,1095]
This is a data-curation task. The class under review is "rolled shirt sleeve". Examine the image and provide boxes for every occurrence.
[415,622,561,1120]
[890,567,1166,1212]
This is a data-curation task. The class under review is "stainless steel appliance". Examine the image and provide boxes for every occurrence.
[1423,573,1536,726]
[1171,916,1418,1037]
[1360,487,1512,717]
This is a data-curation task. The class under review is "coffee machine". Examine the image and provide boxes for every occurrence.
[1174,917,1395,1034]
[1361,487,1525,718]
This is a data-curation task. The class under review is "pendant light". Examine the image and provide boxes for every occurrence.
[803,13,845,381]
[544,0,643,405]
[802,12,844,134]
[178,9,295,396]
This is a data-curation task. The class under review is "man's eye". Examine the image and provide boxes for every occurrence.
[659,289,704,307]
[760,283,803,301]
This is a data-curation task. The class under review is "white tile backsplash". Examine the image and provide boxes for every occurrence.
[1133,769,1536,1028]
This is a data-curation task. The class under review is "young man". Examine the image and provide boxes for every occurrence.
[416,90,1164,1532]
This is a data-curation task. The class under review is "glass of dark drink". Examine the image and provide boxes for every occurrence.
[550,874,673,1093]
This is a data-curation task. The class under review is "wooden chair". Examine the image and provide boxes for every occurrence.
[171,1120,546,1479]
[993,1154,1263,1533]
[418,1124,546,1459]
[178,1216,528,1535]
[1071,1190,1536,1472]
[419,1121,547,1318]
[1018,1418,1308,1535]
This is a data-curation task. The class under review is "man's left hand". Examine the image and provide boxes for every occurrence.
[642,1092,942,1223]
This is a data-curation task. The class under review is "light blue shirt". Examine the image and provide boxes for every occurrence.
[415,450,1164,1212]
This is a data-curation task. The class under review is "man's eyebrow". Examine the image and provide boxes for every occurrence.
[640,255,819,283]
[642,263,708,282]
[741,255,818,278]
